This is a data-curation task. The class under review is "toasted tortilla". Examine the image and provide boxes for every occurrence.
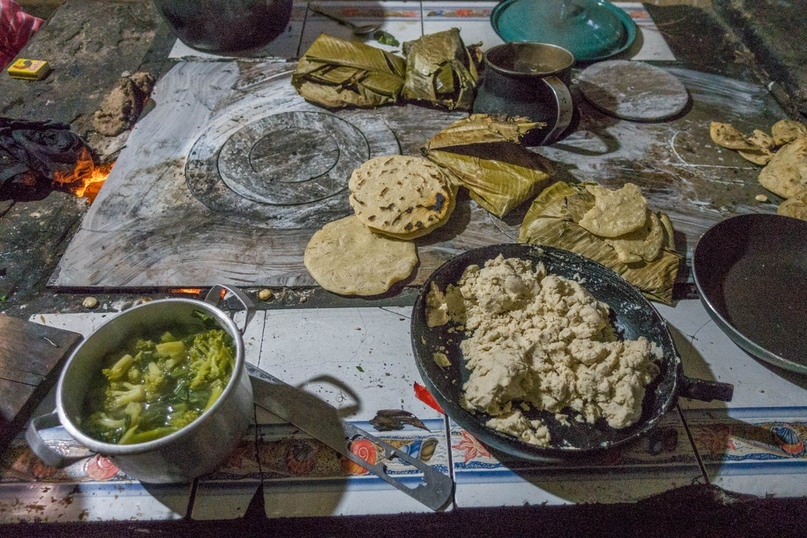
[578,183,649,238]
[758,137,807,199]
[304,216,418,296]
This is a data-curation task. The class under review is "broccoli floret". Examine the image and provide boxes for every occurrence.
[205,379,224,411]
[93,412,127,430]
[156,340,185,362]
[160,331,178,343]
[167,409,200,430]
[126,366,142,383]
[106,382,146,411]
[103,353,136,381]
[188,330,234,389]
[84,412,127,443]
[144,361,164,399]
[135,339,156,352]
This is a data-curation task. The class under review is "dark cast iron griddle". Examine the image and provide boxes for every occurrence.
[693,214,807,374]
[411,244,732,462]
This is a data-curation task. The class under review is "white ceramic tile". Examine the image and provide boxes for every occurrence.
[684,407,807,497]
[254,307,443,421]
[299,1,422,56]
[614,2,677,61]
[421,2,503,50]
[195,307,453,516]
[168,2,307,60]
[452,411,704,507]
[656,300,807,410]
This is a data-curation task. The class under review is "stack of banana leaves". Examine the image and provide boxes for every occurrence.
[291,34,407,108]
[422,114,554,218]
[401,28,479,111]
[292,29,479,111]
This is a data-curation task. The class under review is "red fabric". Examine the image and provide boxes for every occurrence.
[1,0,43,68]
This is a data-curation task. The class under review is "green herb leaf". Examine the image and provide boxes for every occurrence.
[373,30,399,47]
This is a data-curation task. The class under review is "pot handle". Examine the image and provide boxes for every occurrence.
[205,284,256,334]
[539,75,574,145]
[26,411,68,468]
[679,376,734,402]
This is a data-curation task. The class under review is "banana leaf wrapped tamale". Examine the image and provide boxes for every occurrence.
[518,181,682,304]
[423,114,554,217]
[401,28,480,111]
[292,34,407,109]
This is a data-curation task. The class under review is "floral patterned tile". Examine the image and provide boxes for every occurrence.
[451,410,705,507]
[188,427,262,520]
[299,1,422,55]
[0,428,190,523]
[193,418,452,518]
[684,407,807,498]
[421,2,503,50]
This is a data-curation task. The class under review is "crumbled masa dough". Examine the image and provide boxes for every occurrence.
[426,255,661,447]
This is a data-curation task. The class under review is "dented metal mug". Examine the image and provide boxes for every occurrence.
[473,42,575,145]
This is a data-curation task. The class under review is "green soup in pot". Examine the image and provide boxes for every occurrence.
[79,321,236,445]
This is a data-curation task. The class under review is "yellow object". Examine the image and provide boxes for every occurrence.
[7,58,50,80]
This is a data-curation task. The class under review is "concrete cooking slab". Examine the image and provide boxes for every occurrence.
[50,62,788,289]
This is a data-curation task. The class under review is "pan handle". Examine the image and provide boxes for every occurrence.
[679,376,734,402]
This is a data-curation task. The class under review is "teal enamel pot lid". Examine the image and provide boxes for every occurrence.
[491,0,637,63]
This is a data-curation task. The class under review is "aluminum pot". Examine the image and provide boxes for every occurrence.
[27,285,255,483]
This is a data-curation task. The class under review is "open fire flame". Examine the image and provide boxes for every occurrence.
[52,147,114,203]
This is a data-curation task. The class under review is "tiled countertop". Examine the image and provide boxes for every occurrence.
[2,298,806,523]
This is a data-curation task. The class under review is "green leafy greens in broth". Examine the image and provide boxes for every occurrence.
[80,324,236,445]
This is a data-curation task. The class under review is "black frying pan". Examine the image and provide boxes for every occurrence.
[411,244,733,462]
[693,214,807,374]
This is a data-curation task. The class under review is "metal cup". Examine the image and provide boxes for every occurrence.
[473,42,575,145]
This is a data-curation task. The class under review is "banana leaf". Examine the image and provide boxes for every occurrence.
[401,28,480,111]
[423,114,554,217]
[292,34,407,109]
[518,181,681,305]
